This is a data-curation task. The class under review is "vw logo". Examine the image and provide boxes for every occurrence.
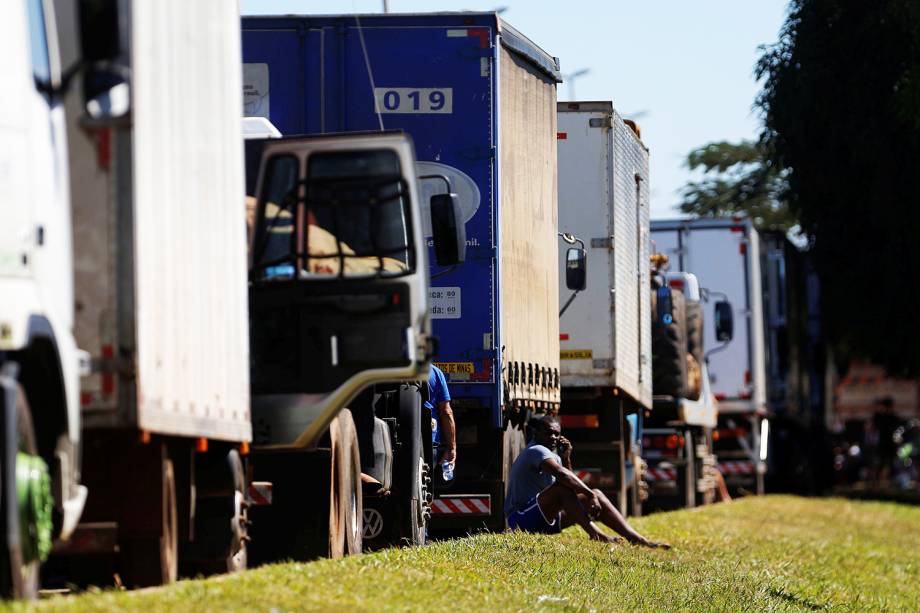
[363,507,385,539]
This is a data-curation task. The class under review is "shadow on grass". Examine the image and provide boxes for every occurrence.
[767,586,824,610]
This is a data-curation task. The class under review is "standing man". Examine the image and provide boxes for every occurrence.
[505,415,669,548]
[426,364,457,471]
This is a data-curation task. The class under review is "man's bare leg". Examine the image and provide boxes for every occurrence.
[576,489,671,549]
[536,483,617,543]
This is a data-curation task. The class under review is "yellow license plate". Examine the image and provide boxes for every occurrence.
[434,362,476,374]
[560,349,593,360]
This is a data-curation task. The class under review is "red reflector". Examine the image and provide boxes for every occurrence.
[467,27,490,48]
[560,333,569,340]
[392,292,400,306]
[559,414,600,429]
[714,393,727,401]
[668,279,684,289]
[739,243,747,255]
[95,128,111,170]
[101,344,115,396]
[740,391,753,400]
[80,392,91,407]
[730,226,744,233]
[557,132,568,140]
[744,370,752,385]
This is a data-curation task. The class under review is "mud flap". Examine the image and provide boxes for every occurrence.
[0,364,23,595]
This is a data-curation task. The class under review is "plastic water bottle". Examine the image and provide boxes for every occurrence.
[441,460,455,482]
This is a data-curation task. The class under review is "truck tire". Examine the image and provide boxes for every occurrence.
[337,410,363,556]
[182,449,248,576]
[395,388,425,546]
[652,288,688,397]
[0,383,43,599]
[119,445,178,587]
[678,431,696,509]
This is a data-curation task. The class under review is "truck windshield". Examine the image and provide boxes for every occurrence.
[253,149,414,280]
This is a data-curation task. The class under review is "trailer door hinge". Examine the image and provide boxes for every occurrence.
[591,237,614,249]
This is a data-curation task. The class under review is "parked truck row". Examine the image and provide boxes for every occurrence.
[3,2,810,598]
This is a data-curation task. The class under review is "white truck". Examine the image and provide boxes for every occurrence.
[0,0,87,597]
[49,0,253,587]
[650,217,768,495]
[644,267,725,509]
[556,101,652,514]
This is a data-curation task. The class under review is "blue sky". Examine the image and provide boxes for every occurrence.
[240,0,789,218]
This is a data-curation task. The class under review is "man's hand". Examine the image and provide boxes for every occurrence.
[586,490,602,520]
[558,436,573,457]
[440,447,457,465]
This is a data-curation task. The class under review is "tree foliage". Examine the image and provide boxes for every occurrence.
[679,140,795,230]
[757,0,920,375]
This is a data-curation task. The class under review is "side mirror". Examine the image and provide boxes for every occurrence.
[656,286,674,324]
[79,0,130,120]
[714,300,734,342]
[565,247,587,291]
[430,193,466,265]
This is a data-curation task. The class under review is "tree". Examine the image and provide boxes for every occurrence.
[678,140,795,231]
[757,0,920,375]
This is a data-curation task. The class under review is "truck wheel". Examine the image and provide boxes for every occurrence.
[0,383,47,599]
[119,444,178,587]
[337,410,363,556]
[183,449,248,576]
[678,432,696,509]
[628,455,644,518]
[396,388,425,546]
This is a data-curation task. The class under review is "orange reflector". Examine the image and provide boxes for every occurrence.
[140,430,151,445]
[240,441,250,456]
[712,430,721,441]
[559,414,600,429]
[196,437,208,453]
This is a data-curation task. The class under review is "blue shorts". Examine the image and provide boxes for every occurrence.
[507,494,561,534]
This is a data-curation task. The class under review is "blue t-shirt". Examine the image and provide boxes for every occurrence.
[504,443,560,516]
[425,365,451,444]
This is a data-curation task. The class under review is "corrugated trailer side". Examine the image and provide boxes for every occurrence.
[611,111,652,409]
[498,44,560,409]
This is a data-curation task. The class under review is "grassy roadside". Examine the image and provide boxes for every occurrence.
[17,496,920,612]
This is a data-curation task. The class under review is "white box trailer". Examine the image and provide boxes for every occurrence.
[56,0,252,586]
[556,101,651,514]
[650,217,767,494]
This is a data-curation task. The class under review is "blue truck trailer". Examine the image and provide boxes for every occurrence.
[242,12,563,533]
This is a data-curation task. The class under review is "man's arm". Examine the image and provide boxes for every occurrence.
[541,457,598,510]
[438,401,457,464]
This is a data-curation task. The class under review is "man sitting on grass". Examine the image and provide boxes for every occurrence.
[505,415,670,549]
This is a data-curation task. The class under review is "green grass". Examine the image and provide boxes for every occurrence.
[16,496,920,612]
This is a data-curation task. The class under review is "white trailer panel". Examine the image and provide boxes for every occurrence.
[70,0,251,441]
[650,218,766,414]
[557,102,651,409]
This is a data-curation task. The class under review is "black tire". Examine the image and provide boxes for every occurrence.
[395,388,425,546]
[119,447,178,587]
[183,449,248,576]
[0,384,40,599]
[338,410,363,556]
[652,288,689,397]
[678,431,696,509]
